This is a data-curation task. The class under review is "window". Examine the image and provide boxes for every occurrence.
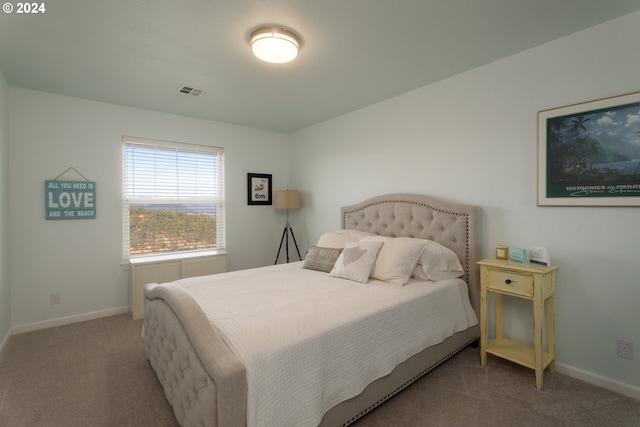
[123,137,225,258]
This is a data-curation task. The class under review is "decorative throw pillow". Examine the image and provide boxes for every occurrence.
[303,246,343,272]
[398,237,464,281]
[316,229,376,249]
[329,240,383,283]
[360,236,425,285]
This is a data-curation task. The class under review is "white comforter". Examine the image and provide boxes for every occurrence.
[173,262,477,427]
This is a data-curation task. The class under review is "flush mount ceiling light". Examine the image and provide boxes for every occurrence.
[250,26,300,64]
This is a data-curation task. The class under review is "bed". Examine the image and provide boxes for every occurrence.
[143,193,480,427]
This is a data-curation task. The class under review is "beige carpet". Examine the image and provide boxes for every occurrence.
[0,314,638,427]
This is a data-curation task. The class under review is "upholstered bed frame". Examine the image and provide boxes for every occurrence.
[144,193,480,427]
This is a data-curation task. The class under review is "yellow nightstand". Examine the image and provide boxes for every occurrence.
[477,258,559,390]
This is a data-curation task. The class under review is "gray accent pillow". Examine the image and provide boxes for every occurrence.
[303,246,343,272]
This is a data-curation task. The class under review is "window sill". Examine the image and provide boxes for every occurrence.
[123,249,227,267]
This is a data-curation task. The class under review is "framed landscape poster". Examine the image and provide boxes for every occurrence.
[247,173,272,205]
[537,91,640,206]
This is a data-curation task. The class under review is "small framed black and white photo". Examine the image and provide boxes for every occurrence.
[247,173,272,205]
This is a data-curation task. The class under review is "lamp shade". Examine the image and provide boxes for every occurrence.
[250,27,300,63]
[275,190,301,210]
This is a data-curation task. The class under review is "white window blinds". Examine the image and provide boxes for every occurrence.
[123,137,225,258]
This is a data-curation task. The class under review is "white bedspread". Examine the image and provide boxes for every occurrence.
[173,262,477,427]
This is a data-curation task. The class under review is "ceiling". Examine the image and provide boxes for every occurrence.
[1,1,639,133]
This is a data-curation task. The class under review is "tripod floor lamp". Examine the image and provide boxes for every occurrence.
[274,189,302,264]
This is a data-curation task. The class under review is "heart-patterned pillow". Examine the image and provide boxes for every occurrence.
[329,240,383,283]
[342,245,368,265]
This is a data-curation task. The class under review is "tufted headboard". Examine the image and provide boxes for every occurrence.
[341,193,481,314]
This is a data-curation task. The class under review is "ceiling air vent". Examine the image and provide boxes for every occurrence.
[178,85,205,97]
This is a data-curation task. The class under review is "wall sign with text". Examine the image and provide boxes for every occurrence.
[45,180,96,220]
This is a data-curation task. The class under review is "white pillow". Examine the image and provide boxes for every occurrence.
[316,229,376,248]
[329,240,383,283]
[360,236,424,286]
[397,237,464,281]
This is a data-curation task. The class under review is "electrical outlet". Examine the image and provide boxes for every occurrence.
[617,338,634,360]
[50,293,60,305]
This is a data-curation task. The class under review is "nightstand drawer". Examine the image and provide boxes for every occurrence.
[487,269,533,297]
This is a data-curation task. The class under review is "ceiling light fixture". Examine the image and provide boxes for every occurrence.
[250,26,300,64]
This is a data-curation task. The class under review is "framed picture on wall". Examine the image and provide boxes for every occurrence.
[247,173,272,205]
[537,91,640,206]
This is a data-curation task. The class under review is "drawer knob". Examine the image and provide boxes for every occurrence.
[505,279,515,285]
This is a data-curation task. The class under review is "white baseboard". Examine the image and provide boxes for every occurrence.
[11,306,130,335]
[556,362,640,401]
[0,328,10,355]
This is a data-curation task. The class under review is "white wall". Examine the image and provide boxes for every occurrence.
[290,12,640,397]
[8,89,291,328]
[0,70,10,347]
